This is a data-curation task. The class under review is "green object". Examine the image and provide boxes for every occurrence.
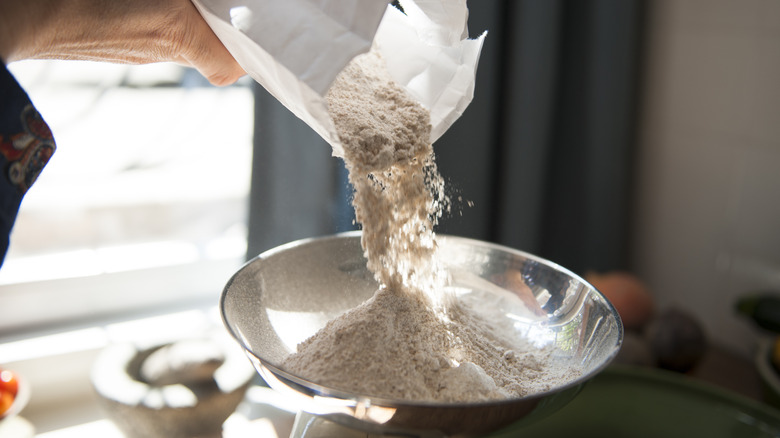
[736,295,780,333]
[486,365,780,438]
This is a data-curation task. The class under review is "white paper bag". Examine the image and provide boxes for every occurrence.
[192,0,486,157]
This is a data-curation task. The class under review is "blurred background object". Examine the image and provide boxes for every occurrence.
[91,337,254,438]
[0,366,33,438]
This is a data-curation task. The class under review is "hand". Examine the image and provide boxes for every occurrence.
[0,0,245,86]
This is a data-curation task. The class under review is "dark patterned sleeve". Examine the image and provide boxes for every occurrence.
[0,63,56,267]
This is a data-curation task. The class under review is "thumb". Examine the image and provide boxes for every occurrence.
[181,6,245,86]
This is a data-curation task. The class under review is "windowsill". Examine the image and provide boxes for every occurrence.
[35,412,296,438]
[1,304,240,435]
[31,390,298,438]
[0,254,244,336]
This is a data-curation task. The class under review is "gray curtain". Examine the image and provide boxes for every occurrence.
[246,0,644,275]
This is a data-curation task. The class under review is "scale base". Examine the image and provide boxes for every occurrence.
[290,411,445,438]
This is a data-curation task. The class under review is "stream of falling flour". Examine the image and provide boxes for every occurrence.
[324,50,447,298]
[281,51,578,402]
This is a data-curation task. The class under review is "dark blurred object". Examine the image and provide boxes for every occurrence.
[510,365,780,438]
[614,332,655,367]
[736,293,780,333]
[734,293,780,407]
[644,308,708,373]
[755,338,780,409]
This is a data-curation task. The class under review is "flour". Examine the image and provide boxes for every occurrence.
[325,50,445,295]
[283,287,575,402]
[281,50,578,402]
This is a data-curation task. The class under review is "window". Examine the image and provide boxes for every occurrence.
[0,60,254,333]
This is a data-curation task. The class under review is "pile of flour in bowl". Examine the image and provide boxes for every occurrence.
[281,50,577,402]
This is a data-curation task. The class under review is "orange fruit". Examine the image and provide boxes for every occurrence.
[0,390,13,416]
[586,271,655,330]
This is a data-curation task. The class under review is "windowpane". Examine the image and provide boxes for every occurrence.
[0,61,253,327]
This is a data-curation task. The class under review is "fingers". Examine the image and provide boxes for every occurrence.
[181,0,245,86]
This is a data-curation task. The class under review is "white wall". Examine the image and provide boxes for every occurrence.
[633,0,780,357]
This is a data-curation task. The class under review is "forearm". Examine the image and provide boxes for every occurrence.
[0,0,56,62]
[2,0,183,62]
[0,0,244,85]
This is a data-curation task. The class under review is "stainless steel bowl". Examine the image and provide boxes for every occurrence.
[221,232,623,437]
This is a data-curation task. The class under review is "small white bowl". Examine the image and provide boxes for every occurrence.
[91,338,254,438]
